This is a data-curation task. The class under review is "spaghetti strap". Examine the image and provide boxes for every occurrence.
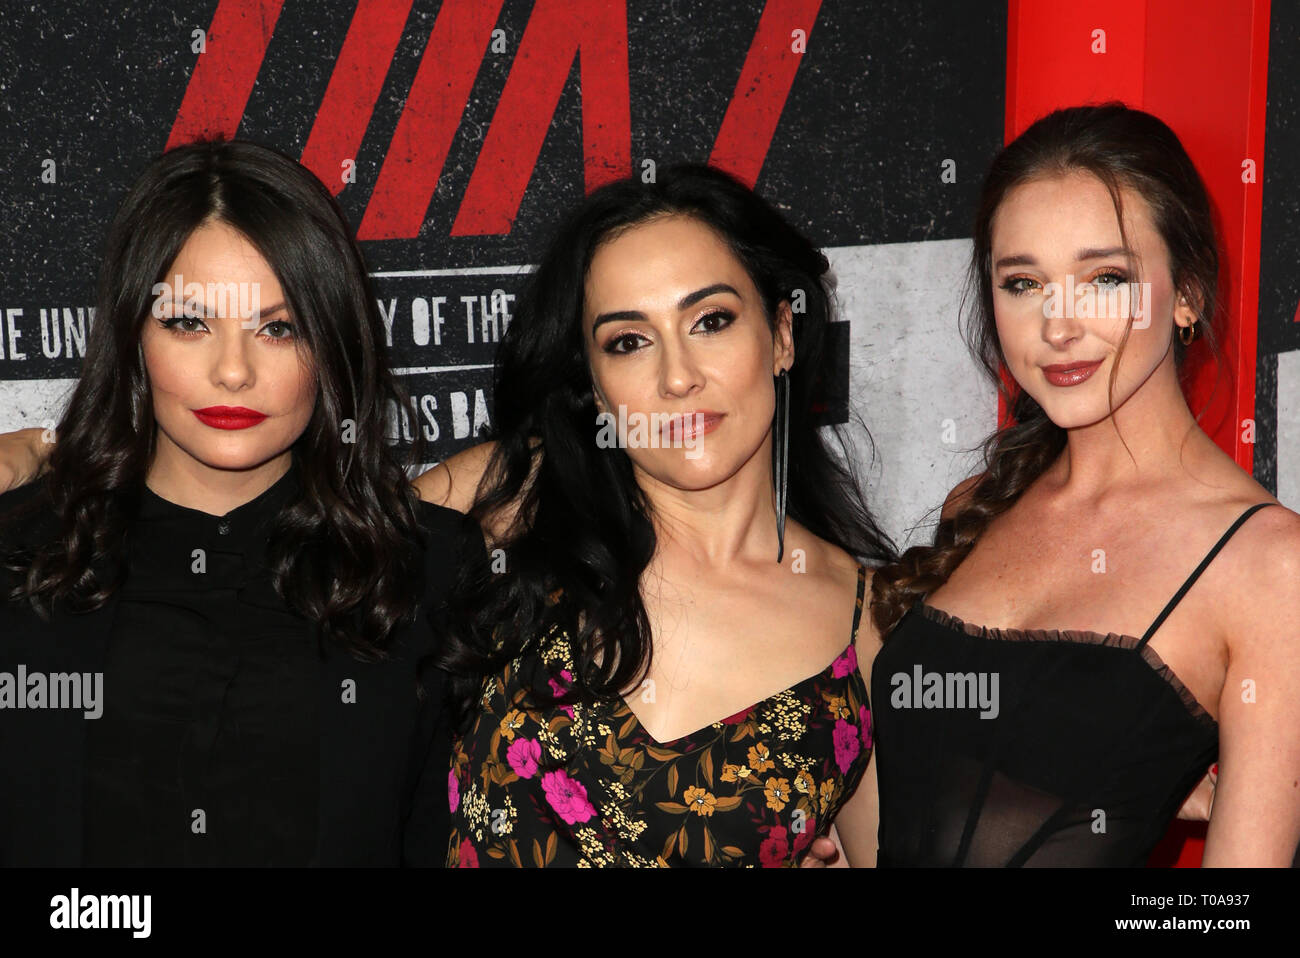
[1136,502,1276,649]
[850,563,867,646]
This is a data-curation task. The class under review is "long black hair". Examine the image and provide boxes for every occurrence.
[2,139,429,659]
[440,163,896,729]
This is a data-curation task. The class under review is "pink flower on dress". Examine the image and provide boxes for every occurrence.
[859,706,872,750]
[541,769,595,824]
[507,736,541,779]
[549,668,575,719]
[831,644,858,678]
[759,825,790,868]
[448,769,460,813]
[833,718,860,774]
[457,838,479,868]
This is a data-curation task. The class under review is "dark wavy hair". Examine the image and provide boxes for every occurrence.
[439,163,897,731]
[871,103,1224,636]
[1,139,429,659]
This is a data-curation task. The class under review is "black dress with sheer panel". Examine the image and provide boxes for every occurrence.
[870,502,1275,867]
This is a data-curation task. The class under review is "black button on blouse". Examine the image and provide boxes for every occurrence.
[82,464,320,866]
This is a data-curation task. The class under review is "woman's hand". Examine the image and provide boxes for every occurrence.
[0,427,50,492]
[1175,765,1217,821]
[798,826,847,867]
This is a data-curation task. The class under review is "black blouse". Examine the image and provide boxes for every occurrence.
[82,465,320,865]
[0,456,477,867]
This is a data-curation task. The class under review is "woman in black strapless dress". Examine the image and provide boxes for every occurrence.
[868,104,1300,867]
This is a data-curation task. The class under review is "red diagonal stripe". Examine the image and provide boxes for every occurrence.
[580,1,631,193]
[166,0,284,148]
[450,0,630,236]
[358,0,505,241]
[301,0,415,195]
[708,0,823,187]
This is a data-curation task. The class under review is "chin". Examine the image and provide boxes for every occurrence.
[178,434,293,473]
[1032,393,1126,430]
[634,450,743,491]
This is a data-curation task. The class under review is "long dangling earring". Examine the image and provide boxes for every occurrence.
[773,367,790,563]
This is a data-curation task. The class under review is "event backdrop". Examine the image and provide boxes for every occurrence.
[0,0,1293,864]
[0,0,1008,550]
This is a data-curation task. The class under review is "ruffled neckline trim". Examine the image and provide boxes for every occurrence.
[913,602,1218,731]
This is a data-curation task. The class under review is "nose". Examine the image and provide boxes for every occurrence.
[658,336,705,398]
[211,322,255,391]
[1041,278,1085,350]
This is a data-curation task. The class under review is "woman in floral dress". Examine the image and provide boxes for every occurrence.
[423,164,892,867]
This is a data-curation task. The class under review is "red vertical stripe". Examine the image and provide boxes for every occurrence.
[708,0,823,188]
[357,0,505,240]
[450,0,631,237]
[166,0,284,148]
[300,0,415,195]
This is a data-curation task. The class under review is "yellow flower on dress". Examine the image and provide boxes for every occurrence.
[720,763,753,783]
[764,777,792,812]
[499,709,525,741]
[748,742,775,773]
[684,785,718,817]
[794,770,815,794]
[824,693,850,719]
[819,779,836,815]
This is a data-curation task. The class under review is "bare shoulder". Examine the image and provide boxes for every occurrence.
[411,441,498,513]
[940,473,983,521]
[1192,490,1300,666]
[1230,499,1300,620]
[809,536,883,664]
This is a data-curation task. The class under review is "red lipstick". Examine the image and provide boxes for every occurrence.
[193,406,268,430]
[1041,360,1103,387]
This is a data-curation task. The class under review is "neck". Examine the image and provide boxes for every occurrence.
[1047,348,1204,502]
[634,435,781,569]
[145,433,293,517]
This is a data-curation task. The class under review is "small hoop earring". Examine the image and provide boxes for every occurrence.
[773,367,790,563]
[1179,320,1197,346]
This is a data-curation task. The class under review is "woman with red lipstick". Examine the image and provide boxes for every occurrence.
[869,104,1300,866]
[425,165,894,867]
[0,140,476,865]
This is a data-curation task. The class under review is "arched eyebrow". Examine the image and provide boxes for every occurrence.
[994,246,1132,271]
[1072,246,1131,262]
[592,283,741,337]
[159,300,289,319]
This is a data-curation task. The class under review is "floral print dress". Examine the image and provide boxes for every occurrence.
[446,565,872,867]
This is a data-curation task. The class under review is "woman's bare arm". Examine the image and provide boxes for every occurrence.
[411,441,498,513]
[829,574,882,867]
[411,438,540,548]
[1202,506,1300,865]
[834,744,879,867]
[0,427,51,492]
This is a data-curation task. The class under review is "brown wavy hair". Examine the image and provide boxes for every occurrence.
[870,103,1223,636]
